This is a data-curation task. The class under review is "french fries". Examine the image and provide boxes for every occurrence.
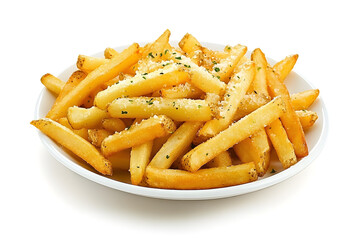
[46,43,140,120]
[107,97,212,121]
[145,163,257,190]
[181,97,286,172]
[41,73,65,95]
[32,30,320,189]
[31,118,112,175]
[101,115,176,157]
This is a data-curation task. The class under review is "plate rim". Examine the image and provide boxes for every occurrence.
[34,42,329,200]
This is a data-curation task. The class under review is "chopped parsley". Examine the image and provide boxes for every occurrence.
[146,98,154,105]
[257,67,262,71]
[166,155,170,159]
[270,169,276,173]
[198,105,202,108]
[164,49,169,55]
[148,52,154,58]
[175,56,182,60]
[212,60,217,64]
[184,64,191,68]
[214,67,220,72]
[142,76,146,79]
[121,111,128,114]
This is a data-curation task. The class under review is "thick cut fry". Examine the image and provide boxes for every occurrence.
[250,48,269,97]
[234,93,270,120]
[233,129,270,176]
[212,45,247,83]
[198,62,255,139]
[170,52,226,95]
[88,129,111,147]
[77,55,109,73]
[101,118,126,132]
[130,140,153,185]
[296,110,318,129]
[273,54,298,82]
[149,122,203,169]
[46,43,140,120]
[181,97,286,172]
[160,83,203,99]
[67,106,108,129]
[145,163,257,189]
[179,33,202,59]
[291,89,320,110]
[41,73,65,95]
[101,115,176,157]
[104,48,119,59]
[94,64,189,109]
[265,119,297,168]
[31,118,112,175]
[58,117,89,140]
[267,67,308,158]
[205,151,232,168]
[107,97,212,121]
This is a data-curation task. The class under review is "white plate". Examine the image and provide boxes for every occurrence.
[34,43,328,200]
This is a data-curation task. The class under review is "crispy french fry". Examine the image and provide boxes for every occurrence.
[67,106,108,129]
[181,96,286,172]
[233,129,270,176]
[41,73,65,95]
[149,121,203,169]
[234,93,270,120]
[31,118,112,175]
[130,140,153,185]
[160,83,203,99]
[101,118,126,132]
[205,151,232,168]
[88,129,111,147]
[94,64,189,109]
[273,54,298,82]
[104,48,119,59]
[179,33,202,58]
[46,43,140,120]
[250,48,269,97]
[77,55,109,73]
[211,44,247,83]
[145,163,257,189]
[101,115,176,157]
[198,62,255,139]
[170,51,226,95]
[265,119,297,168]
[107,97,212,121]
[291,89,320,110]
[296,110,318,129]
[267,67,308,158]
[142,29,171,61]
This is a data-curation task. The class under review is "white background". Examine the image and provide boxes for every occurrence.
[1,0,359,239]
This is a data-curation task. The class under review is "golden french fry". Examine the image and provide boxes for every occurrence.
[233,129,270,176]
[267,67,308,158]
[212,44,247,83]
[265,119,297,168]
[179,33,202,60]
[296,110,318,129]
[160,83,203,99]
[250,48,269,97]
[67,106,108,129]
[107,97,212,121]
[101,115,176,157]
[145,162,257,190]
[104,48,119,59]
[94,64,189,109]
[101,118,126,132]
[291,89,320,110]
[77,55,109,73]
[107,149,131,171]
[273,54,298,82]
[46,43,140,120]
[233,93,270,120]
[181,96,286,172]
[205,151,232,168]
[31,118,112,175]
[130,140,153,185]
[149,121,203,169]
[88,129,111,147]
[198,62,255,139]
[142,29,171,61]
[41,73,65,95]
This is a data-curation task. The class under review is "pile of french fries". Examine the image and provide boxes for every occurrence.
[32,30,320,189]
